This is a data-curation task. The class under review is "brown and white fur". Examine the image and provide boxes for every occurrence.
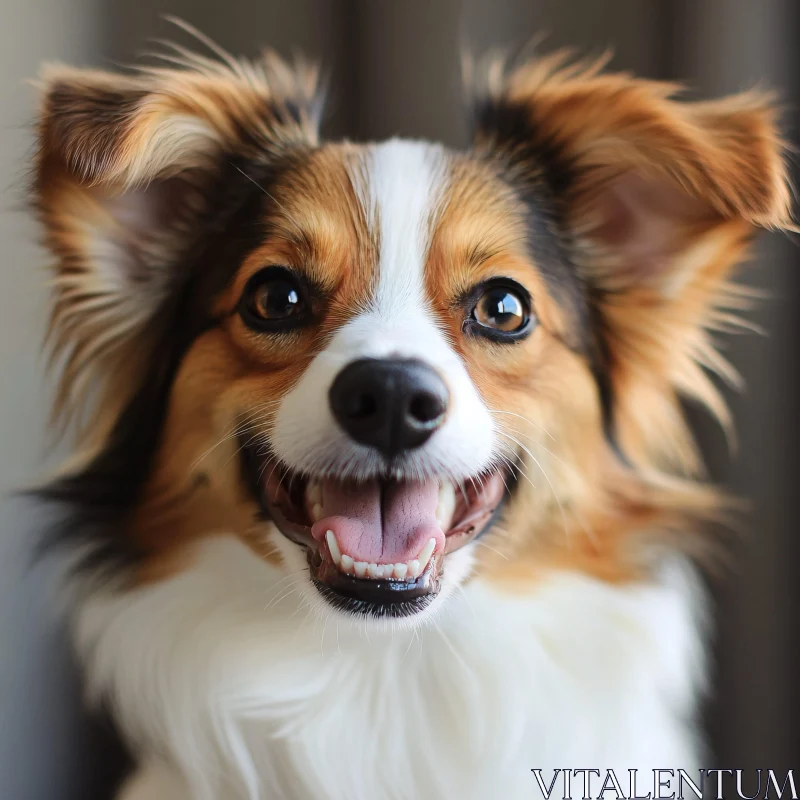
[31,35,791,800]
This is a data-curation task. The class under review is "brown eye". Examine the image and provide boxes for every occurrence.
[468,281,532,341]
[474,288,526,331]
[239,267,311,331]
[252,280,301,319]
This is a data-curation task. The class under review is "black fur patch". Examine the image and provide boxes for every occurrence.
[472,96,617,445]
[43,82,149,180]
[35,151,308,575]
[472,98,574,202]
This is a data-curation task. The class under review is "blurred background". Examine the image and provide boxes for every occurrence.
[1,1,798,797]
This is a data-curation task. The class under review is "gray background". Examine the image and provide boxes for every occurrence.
[1,1,797,797]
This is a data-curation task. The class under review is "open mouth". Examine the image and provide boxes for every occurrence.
[242,443,508,616]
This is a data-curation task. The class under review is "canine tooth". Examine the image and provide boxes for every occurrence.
[436,482,456,528]
[340,554,354,574]
[393,563,408,581]
[408,559,421,579]
[312,503,324,522]
[325,530,342,566]
[367,562,380,579]
[417,538,436,569]
[354,561,368,579]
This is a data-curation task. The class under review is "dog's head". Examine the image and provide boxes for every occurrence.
[34,47,790,624]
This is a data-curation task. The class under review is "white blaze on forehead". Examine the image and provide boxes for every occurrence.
[356,138,448,318]
[271,138,496,481]
[340,139,452,358]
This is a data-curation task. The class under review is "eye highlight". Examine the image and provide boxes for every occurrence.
[464,279,534,342]
[239,266,312,332]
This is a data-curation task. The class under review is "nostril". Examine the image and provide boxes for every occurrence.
[409,392,445,425]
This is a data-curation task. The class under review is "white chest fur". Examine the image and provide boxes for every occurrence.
[73,537,708,800]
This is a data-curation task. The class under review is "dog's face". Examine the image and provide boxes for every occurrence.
[34,50,789,624]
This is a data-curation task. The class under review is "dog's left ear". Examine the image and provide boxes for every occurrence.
[472,53,793,470]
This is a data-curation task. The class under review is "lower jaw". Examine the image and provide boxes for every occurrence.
[311,568,439,618]
[312,587,437,619]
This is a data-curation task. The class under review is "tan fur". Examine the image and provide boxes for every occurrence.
[38,52,319,186]
[475,52,791,226]
[33,45,792,588]
[35,46,322,459]
[129,145,377,577]
[473,54,792,472]
[427,154,576,345]
[461,52,793,582]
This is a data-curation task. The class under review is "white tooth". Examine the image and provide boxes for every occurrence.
[312,503,324,522]
[306,481,322,506]
[393,563,408,581]
[408,559,420,579]
[354,561,368,578]
[384,564,396,580]
[340,554,354,574]
[367,562,380,579]
[325,530,341,566]
[436,482,456,529]
[375,565,386,579]
[417,538,437,569]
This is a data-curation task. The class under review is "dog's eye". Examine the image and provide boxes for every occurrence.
[467,280,533,341]
[474,288,526,331]
[239,267,311,331]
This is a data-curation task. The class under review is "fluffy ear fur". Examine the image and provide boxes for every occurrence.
[34,47,322,450]
[471,52,793,472]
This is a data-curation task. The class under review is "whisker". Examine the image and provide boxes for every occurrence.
[487,408,555,441]
[400,628,418,664]
[262,568,307,600]
[475,540,509,560]
[189,404,282,471]
[497,430,569,540]
[230,163,306,233]
[496,440,537,490]
[221,427,270,470]
[491,453,516,494]
[493,421,567,470]
[264,577,306,610]
[189,424,248,471]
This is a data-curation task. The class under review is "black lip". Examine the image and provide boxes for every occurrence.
[240,437,516,614]
[308,547,443,615]
[313,583,436,619]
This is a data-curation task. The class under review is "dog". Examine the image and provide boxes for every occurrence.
[30,32,791,800]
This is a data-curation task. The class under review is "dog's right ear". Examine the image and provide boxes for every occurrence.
[33,53,321,436]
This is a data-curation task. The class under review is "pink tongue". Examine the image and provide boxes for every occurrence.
[311,479,445,564]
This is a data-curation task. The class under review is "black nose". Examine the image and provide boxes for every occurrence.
[329,358,449,457]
